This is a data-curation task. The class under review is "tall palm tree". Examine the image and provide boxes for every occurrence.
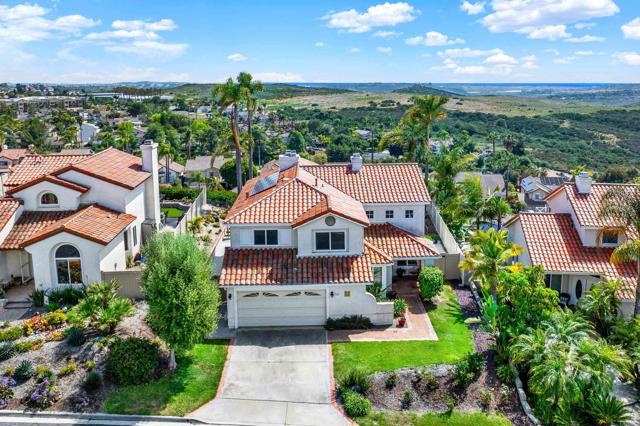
[459,228,524,302]
[599,186,640,316]
[237,72,264,180]
[429,146,474,206]
[212,77,244,190]
[487,131,498,155]
[484,196,511,229]
[158,141,175,185]
[401,95,449,177]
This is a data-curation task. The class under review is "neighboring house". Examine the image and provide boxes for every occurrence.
[0,143,161,292]
[219,151,443,328]
[520,175,569,211]
[455,172,505,197]
[60,148,93,155]
[260,156,317,175]
[78,122,99,145]
[158,155,185,185]
[355,129,372,140]
[0,147,29,173]
[506,173,637,316]
[185,155,224,181]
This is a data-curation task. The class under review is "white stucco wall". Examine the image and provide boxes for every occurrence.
[229,225,293,248]
[547,191,571,214]
[11,182,81,211]
[0,250,27,283]
[57,170,130,212]
[506,220,532,265]
[296,214,365,257]
[363,203,426,235]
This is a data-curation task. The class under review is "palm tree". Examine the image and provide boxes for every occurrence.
[484,196,511,229]
[459,228,524,302]
[401,95,449,176]
[429,146,474,206]
[577,280,621,335]
[158,141,175,185]
[237,72,264,180]
[190,170,206,192]
[487,131,498,155]
[599,186,640,316]
[212,77,244,190]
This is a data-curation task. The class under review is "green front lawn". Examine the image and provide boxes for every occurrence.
[161,207,185,219]
[104,340,228,416]
[356,411,511,426]
[332,285,473,378]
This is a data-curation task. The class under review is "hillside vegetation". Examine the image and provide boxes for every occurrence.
[164,83,351,99]
[392,84,460,97]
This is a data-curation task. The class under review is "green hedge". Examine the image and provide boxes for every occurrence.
[418,267,444,302]
[207,190,237,207]
[160,186,199,201]
[107,337,159,385]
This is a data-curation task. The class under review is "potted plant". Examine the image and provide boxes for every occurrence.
[0,288,7,308]
[398,316,407,328]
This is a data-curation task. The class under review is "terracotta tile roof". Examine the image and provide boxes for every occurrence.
[5,154,91,187]
[159,156,185,173]
[56,148,151,190]
[6,175,88,195]
[365,224,442,259]
[513,212,636,300]
[0,205,135,250]
[0,148,28,161]
[0,199,20,233]
[220,245,386,286]
[302,163,431,203]
[226,166,369,226]
[260,157,318,175]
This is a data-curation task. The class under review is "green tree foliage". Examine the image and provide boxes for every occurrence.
[107,337,159,385]
[19,117,47,148]
[418,267,444,302]
[287,130,306,153]
[142,233,220,367]
[577,280,622,336]
[219,159,258,188]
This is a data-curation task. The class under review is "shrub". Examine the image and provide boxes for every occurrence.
[0,321,8,329]
[84,360,95,371]
[325,315,373,331]
[453,353,485,386]
[393,298,408,318]
[22,315,49,334]
[107,337,159,385]
[94,298,133,335]
[207,189,238,207]
[4,368,13,377]
[0,326,22,342]
[0,343,15,361]
[27,378,58,408]
[70,389,90,412]
[47,287,84,307]
[418,267,444,301]
[339,368,371,395]
[385,372,397,389]
[465,352,485,374]
[496,364,516,385]
[160,186,199,202]
[29,290,45,308]
[82,372,102,392]
[15,338,44,353]
[342,389,372,418]
[479,390,494,412]
[0,376,16,408]
[402,390,415,409]
[415,369,439,391]
[587,394,631,426]
[60,362,77,376]
[35,366,55,383]
[14,360,34,381]
[65,327,86,347]
[45,331,65,342]
[43,310,67,327]
[446,396,456,413]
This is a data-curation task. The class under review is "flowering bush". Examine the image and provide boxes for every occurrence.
[70,390,90,412]
[27,378,58,408]
[22,316,49,335]
[0,376,16,409]
[43,310,67,327]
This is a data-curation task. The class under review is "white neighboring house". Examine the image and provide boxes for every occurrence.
[520,175,569,211]
[78,122,100,145]
[506,173,637,316]
[220,151,444,329]
[158,156,185,185]
[0,143,161,292]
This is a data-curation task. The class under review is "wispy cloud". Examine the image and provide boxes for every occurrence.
[377,46,392,54]
[405,31,465,46]
[227,53,247,61]
[622,18,640,40]
[253,72,304,82]
[323,2,417,33]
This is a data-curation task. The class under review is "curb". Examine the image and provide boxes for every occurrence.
[327,337,355,426]
[0,410,209,424]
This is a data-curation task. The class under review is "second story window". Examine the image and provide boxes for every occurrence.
[40,192,58,206]
[385,210,394,219]
[254,229,278,246]
[366,211,374,219]
[602,230,619,245]
[405,209,414,219]
[315,231,346,251]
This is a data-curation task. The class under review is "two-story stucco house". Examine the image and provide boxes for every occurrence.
[0,143,161,292]
[219,151,444,328]
[506,172,637,316]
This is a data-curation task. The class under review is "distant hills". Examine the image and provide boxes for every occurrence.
[391,84,461,97]
[163,83,352,99]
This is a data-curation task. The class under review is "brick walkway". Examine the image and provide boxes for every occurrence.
[328,278,438,342]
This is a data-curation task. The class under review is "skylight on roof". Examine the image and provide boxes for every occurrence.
[251,171,279,196]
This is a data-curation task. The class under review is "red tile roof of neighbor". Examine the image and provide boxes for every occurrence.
[0,199,21,232]
[513,212,636,300]
[301,163,431,203]
[0,205,135,250]
[6,175,89,195]
[0,148,29,161]
[364,224,442,258]
[5,154,91,187]
[260,157,317,174]
[220,244,388,286]
[225,165,369,226]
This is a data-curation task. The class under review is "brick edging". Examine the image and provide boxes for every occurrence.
[327,337,355,425]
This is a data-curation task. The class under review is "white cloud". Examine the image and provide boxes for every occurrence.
[86,18,177,41]
[453,64,513,75]
[438,47,503,58]
[460,1,485,15]
[373,30,401,38]
[349,47,361,52]
[544,48,560,56]
[484,52,517,64]
[106,40,188,58]
[574,50,595,56]
[553,58,571,64]
[613,51,640,66]
[86,30,160,40]
[565,34,605,43]
[323,2,417,33]
[524,25,570,40]
[56,67,190,84]
[377,46,392,53]
[622,18,640,40]
[315,41,325,47]
[405,31,465,46]
[227,53,247,61]
[253,72,304,82]
[574,22,597,29]
[521,55,538,69]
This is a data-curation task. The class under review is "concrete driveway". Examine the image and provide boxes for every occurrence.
[191,329,350,426]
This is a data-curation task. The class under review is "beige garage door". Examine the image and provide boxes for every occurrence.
[237,290,326,327]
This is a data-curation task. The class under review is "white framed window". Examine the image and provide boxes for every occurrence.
[533,192,543,201]
[545,274,562,293]
[372,266,383,285]
[124,230,129,251]
[385,210,394,219]
[40,192,58,206]
[315,231,346,251]
[602,230,618,245]
[254,229,278,246]
[366,210,374,219]
[405,209,414,219]
[55,244,82,285]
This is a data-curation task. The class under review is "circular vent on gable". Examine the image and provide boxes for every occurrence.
[325,216,336,226]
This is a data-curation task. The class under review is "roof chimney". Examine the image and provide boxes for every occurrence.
[350,153,363,173]
[279,150,299,171]
[575,171,592,195]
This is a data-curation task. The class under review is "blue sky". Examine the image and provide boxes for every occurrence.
[1,0,640,83]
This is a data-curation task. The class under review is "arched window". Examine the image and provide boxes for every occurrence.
[55,244,82,284]
[41,192,58,205]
